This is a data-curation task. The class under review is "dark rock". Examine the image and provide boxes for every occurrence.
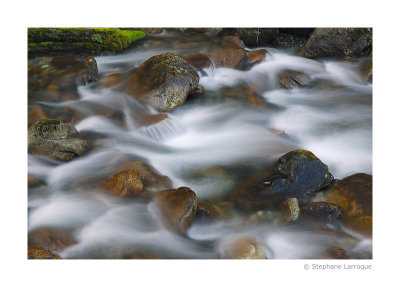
[279,28,315,37]
[28,227,77,252]
[28,174,45,188]
[236,28,279,47]
[101,169,145,198]
[28,119,88,161]
[183,51,212,71]
[124,52,200,112]
[301,201,343,222]
[278,70,311,89]
[77,57,99,85]
[355,57,372,83]
[154,187,198,234]
[262,149,334,197]
[298,28,372,59]
[218,236,267,259]
[28,245,61,259]
[209,36,248,68]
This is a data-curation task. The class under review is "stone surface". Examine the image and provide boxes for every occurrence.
[278,69,311,89]
[325,246,350,259]
[28,227,77,252]
[301,201,343,222]
[154,187,198,234]
[28,246,61,259]
[101,169,145,197]
[28,119,88,161]
[298,28,372,59]
[236,28,279,47]
[218,236,267,259]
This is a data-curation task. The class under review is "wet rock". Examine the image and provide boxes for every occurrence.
[101,169,145,198]
[236,28,279,47]
[279,198,300,222]
[28,246,61,259]
[220,85,271,109]
[28,174,44,188]
[263,149,334,197]
[124,52,199,112]
[196,200,233,221]
[325,246,350,259]
[28,119,88,161]
[209,36,248,68]
[98,73,124,88]
[117,161,173,194]
[154,187,198,234]
[183,51,212,71]
[129,251,163,259]
[355,57,372,83]
[77,57,99,85]
[28,104,48,127]
[298,28,372,59]
[301,201,343,222]
[218,236,267,259]
[267,128,290,140]
[134,113,169,127]
[316,173,372,236]
[241,49,268,69]
[28,227,77,252]
[278,69,311,89]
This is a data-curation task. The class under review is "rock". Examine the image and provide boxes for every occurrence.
[101,169,145,198]
[300,201,343,222]
[117,161,172,194]
[218,236,267,259]
[298,28,372,59]
[236,28,279,47]
[28,119,88,161]
[196,200,233,221]
[28,227,77,252]
[355,57,372,83]
[316,173,372,236]
[28,246,61,259]
[28,104,48,127]
[183,51,212,71]
[279,198,300,222]
[28,28,145,56]
[325,246,350,259]
[77,57,99,85]
[209,36,248,68]
[153,187,198,234]
[263,149,334,197]
[124,52,200,112]
[220,85,271,109]
[267,128,290,140]
[241,49,268,69]
[278,70,311,89]
[28,174,44,187]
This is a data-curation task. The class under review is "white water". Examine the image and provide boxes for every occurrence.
[28,35,372,259]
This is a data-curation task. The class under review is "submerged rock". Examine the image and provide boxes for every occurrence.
[218,236,267,259]
[325,246,350,259]
[28,119,88,161]
[154,187,198,234]
[301,201,343,222]
[263,149,334,197]
[125,52,200,112]
[28,227,77,252]
[77,57,99,85]
[195,200,233,221]
[298,28,372,59]
[28,246,61,259]
[278,69,311,89]
[101,169,145,198]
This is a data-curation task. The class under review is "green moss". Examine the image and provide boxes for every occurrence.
[91,34,103,43]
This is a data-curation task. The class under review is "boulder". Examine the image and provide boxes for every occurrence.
[101,169,145,198]
[153,187,198,234]
[117,161,173,194]
[236,28,279,47]
[28,119,88,161]
[325,246,350,259]
[124,52,200,112]
[300,201,343,222]
[218,236,267,259]
[28,227,77,252]
[28,246,61,259]
[298,28,372,59]
[278,69,311,89]
[263,150,334,197]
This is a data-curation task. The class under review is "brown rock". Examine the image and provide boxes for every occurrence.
[28,174,44,187]
[28,246,61,259]
[325,247,350,259]
[278,69,311,89]
[219,236,267,259]
[117,161,172,194]
[183,51,212,71]
[102,169,144,197]
[356,58,372,83]
[28,104,48,127]
[196,200,233,221]
[98,73,124,88]
[154,187,198,234]
[28,227,77,252]
[209,36,247,68]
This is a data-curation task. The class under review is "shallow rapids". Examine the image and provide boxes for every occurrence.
[28,31,372,259]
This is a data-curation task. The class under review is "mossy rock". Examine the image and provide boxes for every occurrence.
[28,28,145,56]
[28,246,61,259]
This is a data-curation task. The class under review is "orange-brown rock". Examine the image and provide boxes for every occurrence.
[28,227,77,252]
[116,161,172,194]
[28,104,48,127]
[154,187,198,234]
[196,200,233,221]
[28,245,61,259]
[183,51,212,71]
[325,247,350,259]
[102,169,144,197]
[219,236,267,259]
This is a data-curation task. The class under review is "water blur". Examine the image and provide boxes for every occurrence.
[28,31,372,259]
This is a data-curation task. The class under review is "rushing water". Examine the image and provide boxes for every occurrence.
[28,31,372,259]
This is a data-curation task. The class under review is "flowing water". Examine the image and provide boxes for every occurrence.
[28,31,372,259]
